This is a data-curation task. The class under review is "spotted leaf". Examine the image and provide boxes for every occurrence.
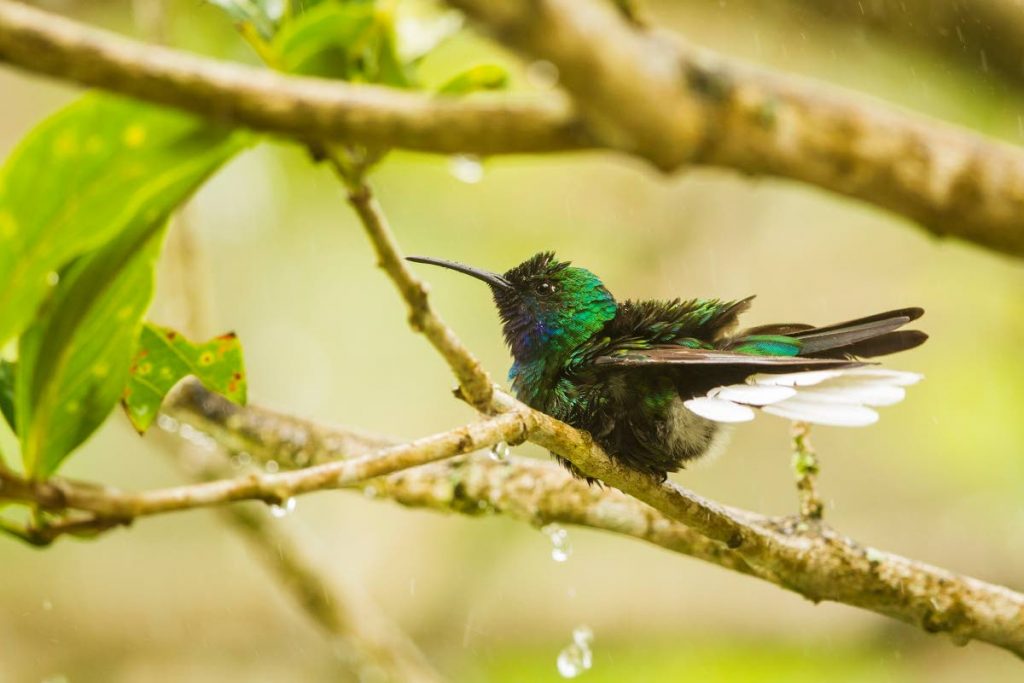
[122,324,247,434]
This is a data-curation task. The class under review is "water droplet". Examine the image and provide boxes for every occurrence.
[178,422,216,451]
[489,441,510,461]
[45,271,60,286]
[364,485,379,499]
[556,625,593,678]
[263,0,286,21]
[265,460,280,474]
[269,497,296,518]
[449,154,484,184]
[156,414,179,433]
[542,523,572,562]
[41,599,53,611]
[526,60,560,90]
[231,452,253,469]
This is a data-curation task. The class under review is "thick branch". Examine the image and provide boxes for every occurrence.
[0,1,588,155]
[447,0,1024,257]
[167,382,1024,657]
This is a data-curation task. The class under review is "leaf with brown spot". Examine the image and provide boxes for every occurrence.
[121,323,247,433]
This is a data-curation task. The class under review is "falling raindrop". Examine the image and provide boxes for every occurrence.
[231,452,253,469]
[263,0,286,21]
[41,599,53,611]
[542,523,572,562]
[269,497,296,518]
[489,441,510,461]
[556,625,594,678]
[449,154,484,184]
[364,484,379,499]
[526,60,559,90]
[265,460,280,474]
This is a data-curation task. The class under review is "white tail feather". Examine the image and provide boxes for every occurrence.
[683,367,922,427]
[683,397,756,422]
[763,400,879,427]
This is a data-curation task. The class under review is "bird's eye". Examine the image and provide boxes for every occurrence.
[535,281,557,296]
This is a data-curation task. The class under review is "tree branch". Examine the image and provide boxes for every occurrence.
[446,0,1024,258]
[0,1,588,156]
[339,170,495,409]
[164,381,1024,657]
[0,411,530,521]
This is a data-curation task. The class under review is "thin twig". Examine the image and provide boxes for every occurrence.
[332,160,496,409]
[0,412,530,520]
[791,421,823,521]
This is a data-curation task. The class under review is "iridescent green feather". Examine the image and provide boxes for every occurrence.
[730,334,803,356]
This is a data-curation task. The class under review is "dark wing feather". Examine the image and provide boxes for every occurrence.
[834,330,928,358]
[790,308,925,356]
[594,346,863,370]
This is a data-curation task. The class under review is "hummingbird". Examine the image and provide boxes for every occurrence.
[408,252,927,481]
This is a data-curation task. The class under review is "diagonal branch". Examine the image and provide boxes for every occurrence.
[165,380,1024,657]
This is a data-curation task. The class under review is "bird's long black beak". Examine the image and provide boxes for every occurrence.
[406,255,512,290]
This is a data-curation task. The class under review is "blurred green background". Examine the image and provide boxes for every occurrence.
[2,1,1023,681]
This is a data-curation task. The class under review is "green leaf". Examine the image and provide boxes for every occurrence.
[8,99,247,478]
[122,324,247,434]
[271,0,376,75]
[17,215,166,477]
[437,64,510,95]
[0,360,14,433]
[372,20,414,88]
[0,95,248,348]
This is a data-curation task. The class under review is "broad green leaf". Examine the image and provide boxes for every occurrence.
[10,103,246,478]
[122,324,247,434]
[271,0,376,75]
[0,95,246,348]
[437,64,510,95]
[0,360,13,433]
[17,216,166,477]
